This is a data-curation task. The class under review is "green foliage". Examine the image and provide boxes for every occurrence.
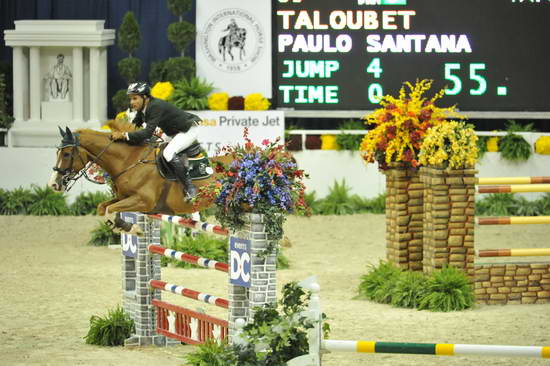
[170,77,214,110]
[499,133,532,162]
[117,57,141,84]
[476,136,489,160]
[475,193,517,216]
[161,232,227,268]
[186,281,330,365]
[316,180,356,215]
[167,0,192,17]
[71,191,112,216]
[357,261,401,303]
[418,266,475,312]
[184,339,238,366]
[167,21,195,56]
[0,73,14,129]
[84,306,134,346]
[149,57,196,84]
[303,186,386,216]
[27,185,70,215]
[336,119,365,151]
[349,193,386,214]
[112,89,129,113]
[117,11,141,56]
[498,120,535,162]
[390,271,427,308]
[88,221,120,246]
[0,186,36,215]
[505,119,537,133]
[358,262,474,312]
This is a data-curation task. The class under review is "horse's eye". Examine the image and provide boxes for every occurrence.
[63,152,71,158]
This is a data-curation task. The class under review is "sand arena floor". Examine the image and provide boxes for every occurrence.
[1,214,549,365]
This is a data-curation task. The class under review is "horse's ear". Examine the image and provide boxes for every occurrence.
[58,126,66,137]
[65,127,74,141]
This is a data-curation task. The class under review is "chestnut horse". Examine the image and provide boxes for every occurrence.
[48,123,231,235]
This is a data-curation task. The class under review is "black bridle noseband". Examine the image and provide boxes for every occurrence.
[53,132,114,191]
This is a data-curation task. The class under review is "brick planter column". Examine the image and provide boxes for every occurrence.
[383,164,424,271]
[421,167,476,279]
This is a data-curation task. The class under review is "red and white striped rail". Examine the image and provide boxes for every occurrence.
[148,244,229,273]
[148,214,229,236]
[149,279,229,309]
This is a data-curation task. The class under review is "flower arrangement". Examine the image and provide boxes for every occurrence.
[359,79,463,170]
[208,92,229,110]
[486,136,499,152]
[418,121,479,169]
[244,93,271,111]
[151,81,174,100]
[196,128,308,241]
[535,136,550,155]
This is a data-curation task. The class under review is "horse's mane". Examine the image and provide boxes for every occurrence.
[75,128,110,136]
[104,119,139,133]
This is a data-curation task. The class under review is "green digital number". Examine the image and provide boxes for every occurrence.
[366,58,383,79]
[368,83,383,104]
[469,63,487,95]
[444,63,462,95]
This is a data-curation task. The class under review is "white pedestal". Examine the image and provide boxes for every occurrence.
[42,101,73,122]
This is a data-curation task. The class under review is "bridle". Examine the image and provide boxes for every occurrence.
[53,132,114,191]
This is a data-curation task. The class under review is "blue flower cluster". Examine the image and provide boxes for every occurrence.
[215,151,299,214]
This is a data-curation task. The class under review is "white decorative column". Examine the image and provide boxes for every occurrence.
[29,47,41,122]
[100,47,108,121]
[11,46,26,122]
[89,47,100,124]
[72,47,84,123]
[3,20,115,147]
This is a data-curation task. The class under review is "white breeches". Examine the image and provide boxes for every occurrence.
[162,125,199,162]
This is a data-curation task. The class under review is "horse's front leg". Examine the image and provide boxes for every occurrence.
[97,197,120,216]
[104,195,154,236]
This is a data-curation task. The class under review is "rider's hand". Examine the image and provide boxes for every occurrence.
[111,132,126,141]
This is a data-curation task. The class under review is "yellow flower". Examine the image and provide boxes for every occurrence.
[244,93,270,111]
[115,111,127,120]
[151,82,174,100]
[208,92,229,110]
[418,120,478,169]
[535,136,550,155]
[359,79,463,169]
[321,134,338,150]
[487,137,499,152]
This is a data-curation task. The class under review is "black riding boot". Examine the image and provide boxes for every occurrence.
[170,155,197,200]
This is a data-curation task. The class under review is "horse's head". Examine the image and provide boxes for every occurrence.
[48,126,88,191]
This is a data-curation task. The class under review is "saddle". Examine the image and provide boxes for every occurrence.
[155,143,213,181]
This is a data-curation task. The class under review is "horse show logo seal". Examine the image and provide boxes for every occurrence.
[201,8,265,73]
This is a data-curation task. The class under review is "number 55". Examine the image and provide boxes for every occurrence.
[444,63,487,96]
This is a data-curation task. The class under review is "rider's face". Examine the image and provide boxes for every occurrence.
[129,94,146,112]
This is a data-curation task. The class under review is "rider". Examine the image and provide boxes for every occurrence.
[110,82,201,199]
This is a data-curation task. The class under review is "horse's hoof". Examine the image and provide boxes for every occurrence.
[129,224,143,237]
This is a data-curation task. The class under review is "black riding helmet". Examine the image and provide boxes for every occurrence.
[127,82,151,97]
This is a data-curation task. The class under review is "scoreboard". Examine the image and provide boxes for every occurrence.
[273,0,550,114]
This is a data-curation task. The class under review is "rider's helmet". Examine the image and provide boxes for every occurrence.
[127,82,151,97]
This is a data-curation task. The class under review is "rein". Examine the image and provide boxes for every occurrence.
[53,138,115,192]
